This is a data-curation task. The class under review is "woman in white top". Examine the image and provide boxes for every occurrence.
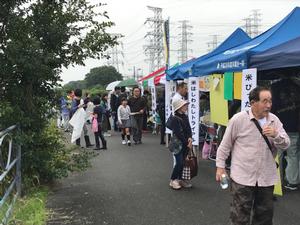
[117,98,132,146]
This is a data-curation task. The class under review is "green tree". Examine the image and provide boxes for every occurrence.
[63,80,87,91]
[84,65,122,88]
[0,0,118,183]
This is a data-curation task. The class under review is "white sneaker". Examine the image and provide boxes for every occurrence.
[127,140,131,146]
[170,180,182,190]
[122,140,127,145]
[180,180,192,188]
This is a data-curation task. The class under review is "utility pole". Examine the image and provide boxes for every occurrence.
[207,35,220,52]
[178,20,193,63]
[106,33,124,72]
[144,6,164,73]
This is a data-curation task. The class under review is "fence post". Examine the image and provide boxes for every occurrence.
[16,144,22,197]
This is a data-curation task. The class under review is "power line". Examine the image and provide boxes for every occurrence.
[123,37,144,45]
[207,35,220,52]
[123,24,145,40]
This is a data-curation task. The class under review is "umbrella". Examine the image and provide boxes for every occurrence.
[116,78,138,87]
[106,80,121,91]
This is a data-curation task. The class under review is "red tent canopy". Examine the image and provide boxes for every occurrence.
[138,66,166,82]
[154,73,165,85]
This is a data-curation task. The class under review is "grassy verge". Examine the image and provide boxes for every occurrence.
[7,186,49,225]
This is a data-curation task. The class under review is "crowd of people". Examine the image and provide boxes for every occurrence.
[56,79,300,225]
[57,85,157,150]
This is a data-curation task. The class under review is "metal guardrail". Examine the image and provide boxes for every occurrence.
[0,125,21,225]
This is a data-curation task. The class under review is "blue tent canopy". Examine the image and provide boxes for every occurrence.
[166,28,250,80]
[192,7,300,76]
[249,36,300,70]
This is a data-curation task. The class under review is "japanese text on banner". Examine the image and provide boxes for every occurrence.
[241,68,257,111]
[188,77,200,145]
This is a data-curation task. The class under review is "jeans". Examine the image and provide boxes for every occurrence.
[230,180,274,225]
[131,115,143,143]
[159,111,165,144]
[171,148,187,180]
[113,111,118,131]
[285,132,300,185]
[62,114,70,131]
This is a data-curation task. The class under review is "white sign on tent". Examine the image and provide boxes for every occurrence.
[188,77,200,145]
[148,78,157,117]
[241,68,257,111]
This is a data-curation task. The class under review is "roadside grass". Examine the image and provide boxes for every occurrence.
[4,186,49,225]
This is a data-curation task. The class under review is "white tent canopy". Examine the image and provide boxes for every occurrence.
[106,80,121,91]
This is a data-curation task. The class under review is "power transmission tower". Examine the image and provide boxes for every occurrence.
[243,9,262,38]
[144,6,164,73]
[177,20,193,63]
[207,35,220,52]
[106,33,124,72]
[251,9,262,37]
[243,17,252,37]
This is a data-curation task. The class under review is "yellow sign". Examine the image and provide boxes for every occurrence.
[209,74,229,126]
[234,72,242,100]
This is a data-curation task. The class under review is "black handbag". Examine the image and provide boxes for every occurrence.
[168,135,183,154]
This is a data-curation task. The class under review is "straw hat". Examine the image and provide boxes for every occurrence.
[172,99,189,112]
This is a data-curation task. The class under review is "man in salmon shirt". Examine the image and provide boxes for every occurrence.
[216,86,290,225]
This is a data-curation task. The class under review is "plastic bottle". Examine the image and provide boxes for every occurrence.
[220,174,229,189]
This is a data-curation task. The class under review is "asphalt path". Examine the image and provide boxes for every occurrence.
[47,131,300,225]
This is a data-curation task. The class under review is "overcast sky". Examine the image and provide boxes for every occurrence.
[60,0,300,84]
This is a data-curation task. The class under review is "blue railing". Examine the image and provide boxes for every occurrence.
[0,125,21,225]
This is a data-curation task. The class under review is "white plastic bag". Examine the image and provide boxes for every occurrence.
[69,107,86,143]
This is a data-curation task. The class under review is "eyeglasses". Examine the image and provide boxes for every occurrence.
[259,99,272,105]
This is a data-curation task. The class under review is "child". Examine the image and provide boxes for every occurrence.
[92,96,107,150]
[117,98,131,146]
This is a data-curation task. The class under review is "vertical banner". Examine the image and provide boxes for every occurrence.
[224,72,233,100]
[188,77,200,145]
[149,78,157,116]
[241,68,257,111]
[165,80,176,134]
[234,72,242,100]
[163,19,170,67]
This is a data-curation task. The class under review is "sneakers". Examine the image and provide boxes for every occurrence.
[127,140,131,146]
[180,180,192,188]
[104,132,111,137]
[170,180,182,190]
[122,140,127,145]
[284,183,298,191]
